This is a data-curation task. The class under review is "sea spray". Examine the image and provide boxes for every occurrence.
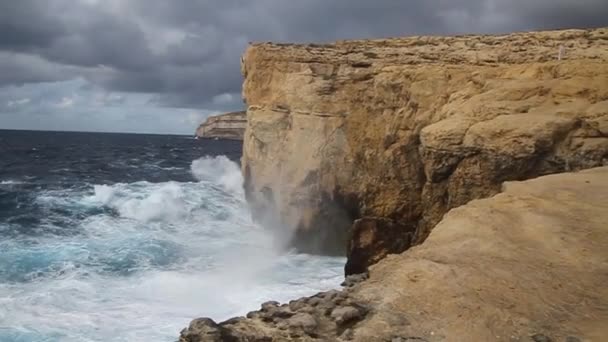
[191,155,244,195]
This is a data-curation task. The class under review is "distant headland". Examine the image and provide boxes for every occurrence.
[195,111,246,140]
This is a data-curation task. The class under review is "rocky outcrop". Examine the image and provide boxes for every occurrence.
[181,167,608,341]
[240,28,608,272]
[196,111,246,140]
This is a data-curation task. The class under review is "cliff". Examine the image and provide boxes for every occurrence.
[240,28,608,273]
[195,111,246,140]
[181,167,608,341]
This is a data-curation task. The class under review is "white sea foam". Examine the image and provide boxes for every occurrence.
[92,184,115,204]
[0,156,345,342]
[0,180,23,185]
[91,182,190,222]
[190,155,244,195]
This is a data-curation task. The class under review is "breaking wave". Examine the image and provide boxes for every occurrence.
[0,155,344,342]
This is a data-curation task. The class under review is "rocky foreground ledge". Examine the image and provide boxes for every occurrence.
[181,167,608,341]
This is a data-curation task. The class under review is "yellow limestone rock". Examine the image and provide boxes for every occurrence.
[240,28,608,273]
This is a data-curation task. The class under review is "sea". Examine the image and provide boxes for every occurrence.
[0,130,344,342]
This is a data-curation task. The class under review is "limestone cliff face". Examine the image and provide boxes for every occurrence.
[196,111,246,140]
[240,28,608,272]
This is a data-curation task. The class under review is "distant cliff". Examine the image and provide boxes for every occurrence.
[195,111,246,140]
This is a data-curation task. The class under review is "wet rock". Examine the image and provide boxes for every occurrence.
[271,306,295,319]
[288,299,307,311]
[261,301,280,311]
[308,297,323,307]
[299,306,315,314]
[179,318,221,342]
[331,306,363,325]
[341,272,369,287]
[323,289,341,301]
[222,317,245,325]
[287,313,318,334]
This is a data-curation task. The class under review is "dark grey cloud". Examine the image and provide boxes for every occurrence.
[0,0,606,132]
[0,52,77,86]
[0,0,66,50]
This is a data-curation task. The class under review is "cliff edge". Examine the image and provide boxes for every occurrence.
[240,28,608,273]
[195,111,246,140]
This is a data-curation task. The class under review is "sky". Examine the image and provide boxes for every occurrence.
[0,1,606,134]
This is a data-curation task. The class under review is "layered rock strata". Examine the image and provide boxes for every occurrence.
[240,28,608,272]
[181,167,608,341]
[196,111,247,140]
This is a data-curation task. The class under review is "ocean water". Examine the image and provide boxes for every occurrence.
[0,130,345,342]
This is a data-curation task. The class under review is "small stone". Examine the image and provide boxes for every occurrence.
[272,307,295,319]
[287,313,318,334]
[300,306,314,314]
[340,328,354,340]
[331,306,362,325]
[308,297,323,307]
[180,318,222,342]
[323,290,341,301]
[261,301,280,311]
[565,337,581,342]
[222,316,245,325]
[260,314,274,323]
[531,333,552,342]
[289,299,307,311]
[276,321,289,330]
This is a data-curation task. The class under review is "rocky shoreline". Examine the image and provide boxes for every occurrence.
[181,167,608,341]
[180,273,370,342]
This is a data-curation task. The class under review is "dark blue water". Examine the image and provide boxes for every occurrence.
[0,130,344,342]
[0,130,241,240]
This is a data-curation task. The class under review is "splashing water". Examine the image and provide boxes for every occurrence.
[0,131,344,342]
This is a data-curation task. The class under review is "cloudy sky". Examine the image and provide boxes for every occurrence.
[0,1,606,134]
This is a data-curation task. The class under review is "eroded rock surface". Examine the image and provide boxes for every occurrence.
[196,111,247,140]
[181,167,608,341]
[240,28,608,271]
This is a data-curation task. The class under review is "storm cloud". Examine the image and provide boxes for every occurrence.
[0,0,606,133]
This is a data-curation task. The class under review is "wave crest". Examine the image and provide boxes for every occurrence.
[190,156,243,195]
[91,182,188,222]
